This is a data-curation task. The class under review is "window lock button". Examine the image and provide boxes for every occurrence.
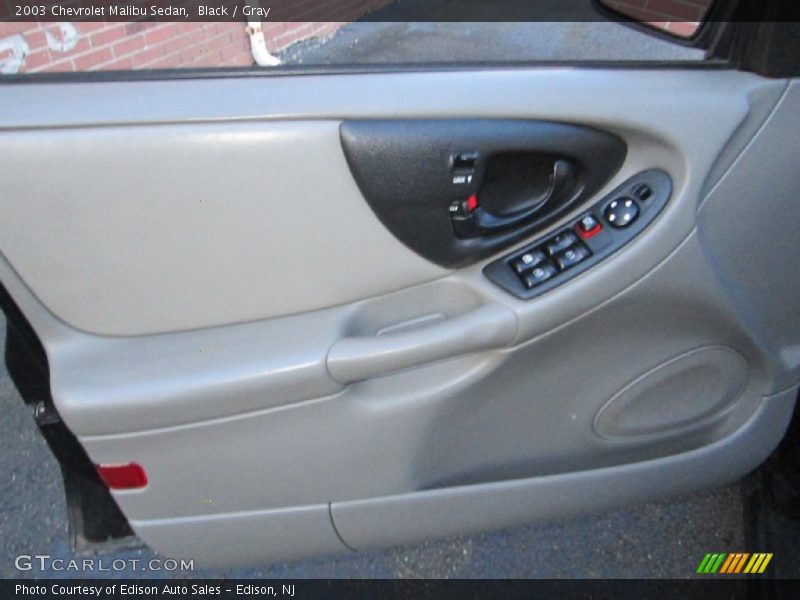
[576,214,602,239]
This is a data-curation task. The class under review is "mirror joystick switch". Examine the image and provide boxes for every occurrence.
[604,197,640,229]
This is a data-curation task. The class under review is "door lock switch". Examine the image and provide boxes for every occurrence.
[451,152,478,186]
[522,262,558,289]
[544,230,579,256]
[604,197,640,228]
[449,194,479,218]
[555,244,591,271]
[511,248,547,274]
[452,151,478,170]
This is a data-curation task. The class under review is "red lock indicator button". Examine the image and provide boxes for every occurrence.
[576,214,602,239]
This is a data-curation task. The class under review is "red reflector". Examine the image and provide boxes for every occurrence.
[466,194,479,213]
[96,463,148,490]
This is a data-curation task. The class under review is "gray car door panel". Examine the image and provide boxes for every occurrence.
[1,68,799,567]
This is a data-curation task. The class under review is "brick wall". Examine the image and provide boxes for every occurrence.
[1,22,249,72]
[606,0,715,37]
[0,0,392,74]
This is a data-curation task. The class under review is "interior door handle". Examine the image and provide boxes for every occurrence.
[326,304,518,384]
[340,119,626,268]
[452,160,576,238]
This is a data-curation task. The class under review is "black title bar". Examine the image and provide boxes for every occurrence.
[0,0,756,23]
[1,578,781,600]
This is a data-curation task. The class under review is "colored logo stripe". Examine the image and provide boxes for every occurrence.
[697,553,773,574]
[744,553,773,574]
[719,553,737,573]
[697,553,726,573]
[720,553,748,573]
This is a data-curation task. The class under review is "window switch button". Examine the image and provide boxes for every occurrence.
[554,244,591,271]
[544,231,579,256]
[511,249,547,274]
[521,262,558,289]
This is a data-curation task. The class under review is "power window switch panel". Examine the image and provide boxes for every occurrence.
[555,244,591,271]
[544,231,579,256]
[511,249,547,274]
[521,262,558,289]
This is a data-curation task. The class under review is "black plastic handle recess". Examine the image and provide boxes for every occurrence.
[339,119,627,268]
[452,160,576,239]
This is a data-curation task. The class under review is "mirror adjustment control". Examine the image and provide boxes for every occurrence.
[554,244,591,271]
[522,262,558,289]
[511,249,547,274]
[544,230,579,256]
[604,197,640,228]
